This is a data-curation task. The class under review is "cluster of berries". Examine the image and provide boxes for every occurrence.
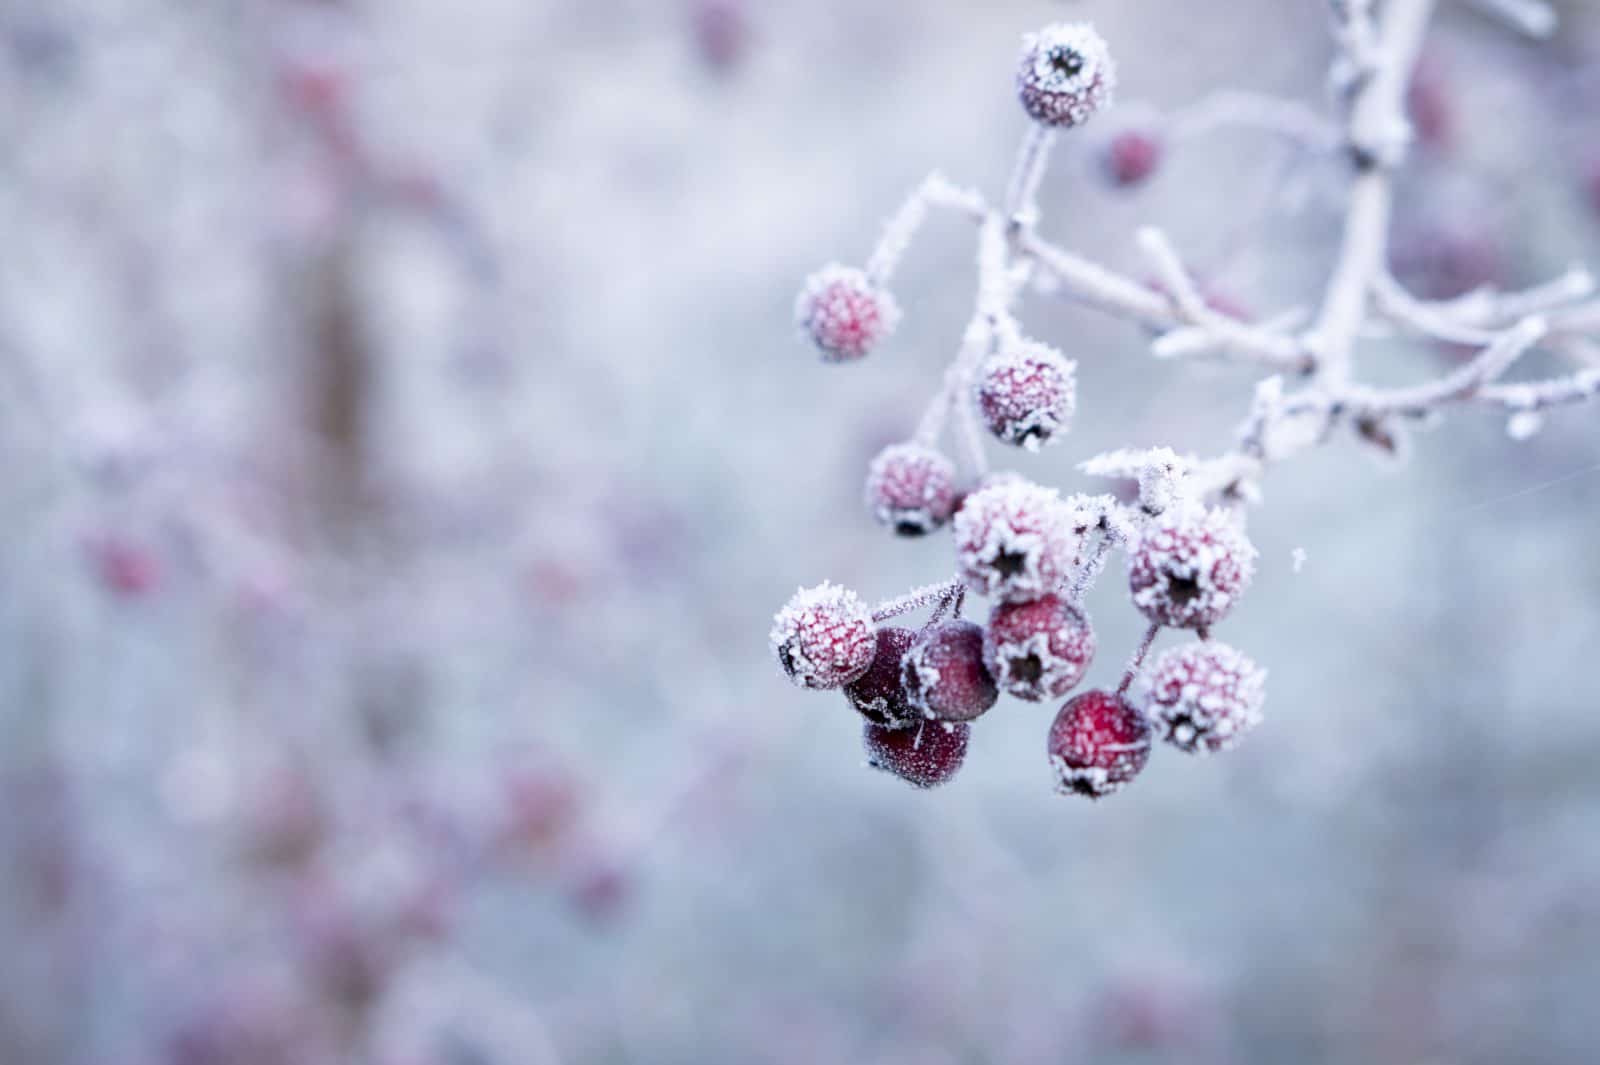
[771,481,1266,798]
[773,23,1268,799]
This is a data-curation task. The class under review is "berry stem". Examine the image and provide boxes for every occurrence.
[871,578,964,623]
[1116,621,1163,695]
[1004,125,1057,230]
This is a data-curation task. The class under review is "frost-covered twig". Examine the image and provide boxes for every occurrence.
[1465,0,1557,39]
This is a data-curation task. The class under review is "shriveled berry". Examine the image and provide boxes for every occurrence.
[794,264,900,362]
[1016,23,1115,129]
[865,443,957,536]
[770,582,877,690]
[1128,507,1256,630]
[953,480,1089,603]
[984,595,1096,702]
[974,340,1077,450]
[843,626,919,728]
[1138,641,1265,754]
[863,719,969,789]
[1048,689,1152,799]
[1104,130,1162,188]
[902,620,998,723]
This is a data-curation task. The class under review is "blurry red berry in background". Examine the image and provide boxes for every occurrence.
[1105,130,1163,188]
[692,0,749,74]
[88,536,162,600]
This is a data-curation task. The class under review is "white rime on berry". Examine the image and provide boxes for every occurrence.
[769,581,877,690]
[865,443,958,536]
[1016,23,1116,129]
[952,479,1081,603]
[1128,505,1258,630]
[1137,641,1266,754]
[794,264,901,362]
[974,340,1078,451]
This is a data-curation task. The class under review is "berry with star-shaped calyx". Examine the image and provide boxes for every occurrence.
[952,479,1079,603]
[1016,23,1116,129]
[1128,506,1257,630]
[984,595,1096,702]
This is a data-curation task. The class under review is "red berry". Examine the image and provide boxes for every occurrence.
[984,595,1096,702]
[794,264,900,362]
[1127,507,1256,630]
[902,620,998,722]
[1105,130,1162,187]
[1048,689,1152,799]
[843,626,920,728]
[1016,23,1115,129]
[89,536,161,599]
[863,719,969,789]
[1137,641,1265,754]
[865,443,957,536]
[691,0,749,73]
[974,340,1077,451]
[952,479,1081,603]
[770,582,877,690]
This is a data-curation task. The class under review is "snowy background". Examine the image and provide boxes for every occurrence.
[2,1,1600,1062]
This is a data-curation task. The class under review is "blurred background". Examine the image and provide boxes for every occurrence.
[2,0,1599,1062]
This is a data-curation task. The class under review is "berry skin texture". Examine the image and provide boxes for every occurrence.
[844,626,920,729]
[953,479,1080,603]
[794,264,900,362]
[1128,507,1257,630]
[1048,690,1152,799]
[864,719,969,789]
[974,340,1077,451]
[1016,23,1116,130]
[770,582,877,690]
[902,620,999,723]
[1105,130,1162,188]
[1138,641,1266,754]
[984,595,1096,702]
[865,443,958,536]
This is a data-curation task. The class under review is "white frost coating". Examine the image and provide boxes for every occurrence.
[1291,547,1308,574]
[1136,641,1266,754]
[1016,23,1116,129]
[952,479,1080,603]
[1506,411,1544,441]
[1128,505,1259,630]
[769,581,877,690]
[984,597,1095,702]
[1137,447,1189,514]
[973,340,1077,450]
[1079,446,1199,483]
[793,264,900,362]
[864,443,957,535]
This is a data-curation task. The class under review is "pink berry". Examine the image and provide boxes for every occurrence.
[1105,130,1162,187]
[952,479,1080,603]
[843,626,920,729]
[902,620,998,722]
[770,582,877,690]
[1016,23,1115,129]
[974,340,1077,451]
[89,536,162,599]
[1137,641,1265,754]
[691,0,749,73]
[794,264,900,362]
[1128,507,1256,630]
[863,719,969,789]
[865,443,957,536]
[984,595,1096,702]
[1048,689,1152,799]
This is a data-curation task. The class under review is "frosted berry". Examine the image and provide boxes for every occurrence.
[1104,130,1162,188]
[952,479,1079,603]
[1048,690,1152,799]
[974,340,1077,451]
[864,720,969,789]
[1128,507,1256,630]
[794,264,900,362]
[865,443,958,536]
[902,620,998,723]
[1016,23,1115,129]
[984,595,1096,702]
[843,626,920,729]
[1138,641,1265,754]
[770,582,876,690]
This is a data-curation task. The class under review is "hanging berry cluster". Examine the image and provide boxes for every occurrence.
[774,10,1600,797]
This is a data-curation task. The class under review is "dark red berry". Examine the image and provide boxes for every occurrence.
[984,595,1096,702]
[902,620,999,723]
[1105,130,1162,187]
[1048,689,1152,799]
[863,719,969,789]
[843,626,920,728]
